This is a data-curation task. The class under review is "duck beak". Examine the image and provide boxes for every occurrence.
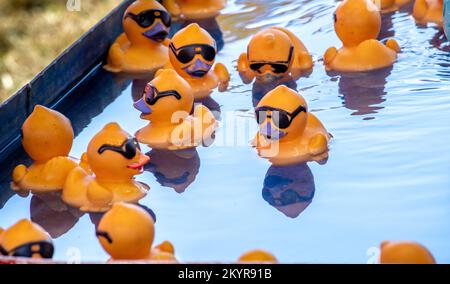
[127,154,150,172]
[260,122,287,141]
[143,22,169,42]
[183,59,213,78]
[134,98,152,116]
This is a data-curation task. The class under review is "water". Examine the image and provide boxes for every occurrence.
[1,0,450,263]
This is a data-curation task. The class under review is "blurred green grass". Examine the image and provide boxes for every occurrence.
[0,0,120,103]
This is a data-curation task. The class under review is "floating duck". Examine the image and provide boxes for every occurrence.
[62,123,150,212]
[413,0,443,27]
[238,27,313,84]
[104,0,172,74]
[324,0,400,72]
[11,105,78,193]
[238,249,278,263]
[252,86,331,166]
[166,23,229,100]
[96,202,176,261]
[372,0,411,13]
[379,241,436,264]
[0,219,54,259]
[162,0,227,20]
[135,69,218,150]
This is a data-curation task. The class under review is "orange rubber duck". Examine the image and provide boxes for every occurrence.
[379,241,436,264]
[134,69,217,150]
[238,249,278,263]
[11,105,78,193]
[324,0,401,72]
[162,0,227,20]
[62,123,150,212]
[166,23,229,100]
[253,85,331,166]
[372,0,412,13]
[238,27,313,83]
[96,202,177,262]
[0,219,54,259]
[104,0,172,74]
[413,0,443,27]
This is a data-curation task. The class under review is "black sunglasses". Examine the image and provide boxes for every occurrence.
[98,137,141,160]
[169,43,216,64]
[255,104,307,129]
[249,46,294,74]
[125,9,171,28]
[0,240,54,259]
[262,187,315,206]
[96,230,113,244]
[143,83,182,105]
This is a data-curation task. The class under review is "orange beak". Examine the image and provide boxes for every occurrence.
[127,153,150,171]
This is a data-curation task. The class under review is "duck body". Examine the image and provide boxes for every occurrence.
[62,123,150,213]
[163,0,227,20]
[413,0,443,27]
[104,0,172,74]
[11,105,78,193]
[379,241,436,264]
[324,0,400,72]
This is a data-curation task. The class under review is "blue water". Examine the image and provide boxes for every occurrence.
[1,0,450,263]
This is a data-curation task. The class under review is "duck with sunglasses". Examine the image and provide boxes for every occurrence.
[161,0,227,20]
[0,219,54,260]
[252,86,331,166]
[164,23,229,100]
[62,123,150,212]
[104,0,172,74]
[238,27,313,85]
[134,69,217,150]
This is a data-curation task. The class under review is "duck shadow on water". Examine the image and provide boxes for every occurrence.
[262,163,315,219]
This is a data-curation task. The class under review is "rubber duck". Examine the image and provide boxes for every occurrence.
[104,0,172,74]
[134,69,218,150]
[0,219,54,259]
[11,105,78,193]
[379,241,436,264]
[238,27,313,84]
[62,123,150,212]
[96,202,176,261]
[166,23,230,100]
[372,0,412,13]
[324,0,400,72]
[238,249,278,263]
[162,0,227,20]
[413,0,443,27]
[252,86,331,166]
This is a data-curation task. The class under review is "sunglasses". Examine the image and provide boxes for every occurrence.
[98,137,141,160]
[255,104,307,129]
[143,83,182,105]
[125,9,171,28]
[262,188,315,206]
[248,46,294,74]
[95,230,113,244]
[0,240,54,259]
[169,43,216,64]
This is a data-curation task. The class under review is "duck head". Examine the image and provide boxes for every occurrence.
[169,23,217,78]
[0,219,54,259]
[256,85,308,142]
[123,0,171,44]
[21,105,74,163]
[379,241,436,264]
[96,203,155,260]
[134,69,193,122]
[247,28,294,81]
[238,249,278,263]
[87,123,150,182]
[334,0,381,47]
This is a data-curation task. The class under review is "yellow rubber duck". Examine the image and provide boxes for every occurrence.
[324,0,401,72]
[238,27,313,83]
[372,0,412,13]
[104,0,172,74]
[379,241,436,264]
[413,0,443,27]
[238,249,278,263]
[62,123,150,212]
[11,105,78,193]
[96,202,177,262]
[135,69,218,150]
[166,23,230,100]
[162,0,227,20]
[0,219,54,259]
[253,85,331,166]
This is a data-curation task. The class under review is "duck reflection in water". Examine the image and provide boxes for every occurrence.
[145,148,200,193]
[262,163,315,219]
[252,79,297,108]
